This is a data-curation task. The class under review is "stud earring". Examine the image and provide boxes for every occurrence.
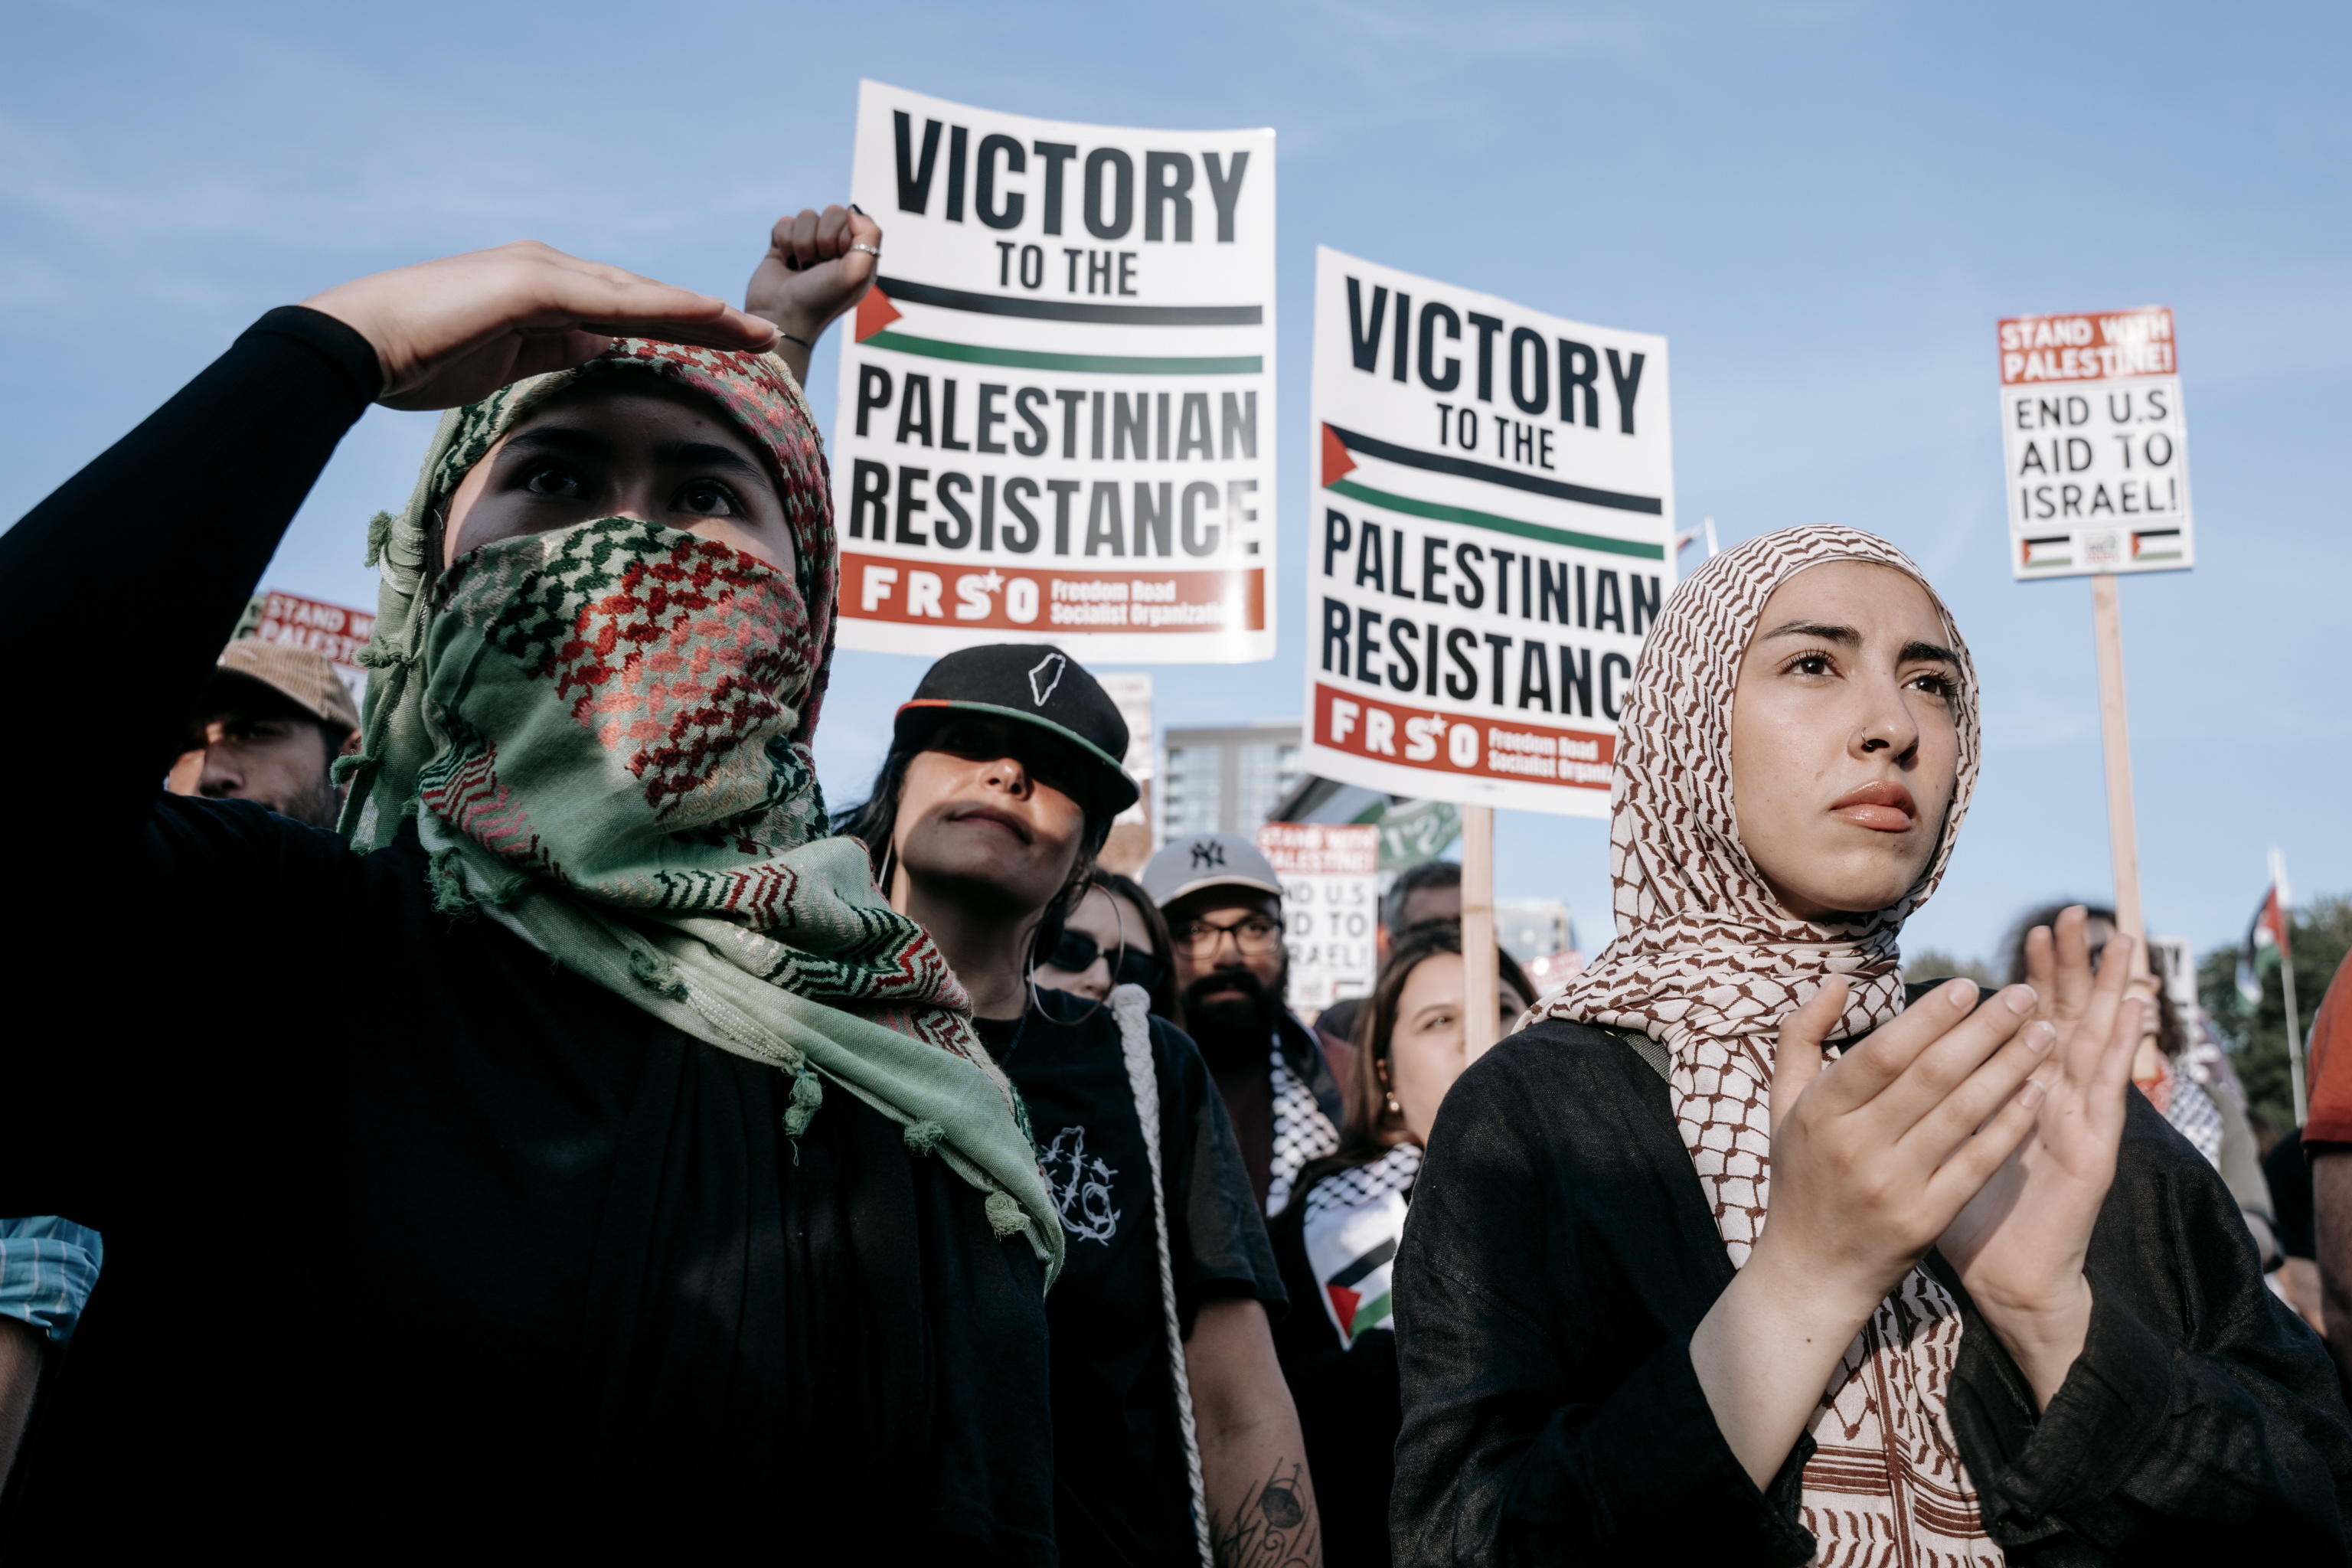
[1384,1090,1403,1116]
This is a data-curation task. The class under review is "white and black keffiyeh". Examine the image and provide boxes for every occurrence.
[1302,1140,1423,1222]
[1530,525,1998,1565]
[2148,1051,2227,1171]
[1269,1044,1340,1214]
[2167,1076,2226,1170]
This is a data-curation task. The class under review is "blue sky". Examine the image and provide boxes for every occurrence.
[6,0,2345,965]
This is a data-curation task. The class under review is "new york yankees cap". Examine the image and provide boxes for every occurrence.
[893,643,1140,817]
[1139,831,1285,910]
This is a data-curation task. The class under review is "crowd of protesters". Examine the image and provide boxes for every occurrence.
[0,201,2347,1566]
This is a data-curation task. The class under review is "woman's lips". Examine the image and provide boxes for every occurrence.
[1828,780,1918,833]
[950,805,1033,844]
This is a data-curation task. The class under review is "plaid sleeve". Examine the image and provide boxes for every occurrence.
[0,1217,103,1344]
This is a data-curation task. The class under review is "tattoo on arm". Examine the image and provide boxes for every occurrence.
[1212,1455,1321,1568]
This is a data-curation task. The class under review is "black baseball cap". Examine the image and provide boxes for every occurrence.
[893,644,1141,818]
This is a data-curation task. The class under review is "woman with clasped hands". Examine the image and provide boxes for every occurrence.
[1389,527,2352,1565]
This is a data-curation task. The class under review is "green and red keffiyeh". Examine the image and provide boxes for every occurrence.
[341,339,1061,1278]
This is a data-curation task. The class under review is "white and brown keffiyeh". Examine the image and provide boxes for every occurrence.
[1530,525,1997,1565]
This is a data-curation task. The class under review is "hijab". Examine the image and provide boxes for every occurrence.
[338,339,1060,1278]
[1531,524,1994,1563]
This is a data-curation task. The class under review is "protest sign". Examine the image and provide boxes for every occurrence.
[241,588,375,704]
[1300,248,1674,816]
[1998,307,2193,577]
[836,81,1277,662]
[1364,797,1459,870]
[1256,822,1377,1016]
[249,589,374,670]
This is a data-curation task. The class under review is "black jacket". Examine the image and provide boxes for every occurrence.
[1392,1015,2352,1566]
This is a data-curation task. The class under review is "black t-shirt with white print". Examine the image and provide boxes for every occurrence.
[976,987,1284,1568]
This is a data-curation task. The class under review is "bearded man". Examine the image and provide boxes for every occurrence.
[1142,833,1348,1214]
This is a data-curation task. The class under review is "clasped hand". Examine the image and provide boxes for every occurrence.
[1756,909,2141,1408]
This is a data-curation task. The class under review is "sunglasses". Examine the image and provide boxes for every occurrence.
[1044,926,1168,992]
[926,714,1087,802]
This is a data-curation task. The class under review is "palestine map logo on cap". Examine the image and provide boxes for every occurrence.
[1027,652,1067,707]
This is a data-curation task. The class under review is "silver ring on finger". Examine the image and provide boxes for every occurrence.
[848,243,882,258]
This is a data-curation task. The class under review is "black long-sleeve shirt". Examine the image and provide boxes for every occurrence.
[1392,1016,2352,1566]
[0,310,1057,1561]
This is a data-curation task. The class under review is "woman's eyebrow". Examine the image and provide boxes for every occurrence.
[652,439,768,482]
[1759,619,1859,645]
[1899,640,1960,665]
[501,425,616,460]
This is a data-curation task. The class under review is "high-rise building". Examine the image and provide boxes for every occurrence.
[1495,898,1574,964]
[1159,721,1302,841]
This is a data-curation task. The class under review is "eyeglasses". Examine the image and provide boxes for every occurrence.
[1171,915,1284,959]
[1044,927,1167,991]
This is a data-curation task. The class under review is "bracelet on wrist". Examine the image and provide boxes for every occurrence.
[776,331,813,350]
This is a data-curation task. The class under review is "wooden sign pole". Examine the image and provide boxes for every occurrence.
[2089,573,2148,972]
[1462,805,1500,1060]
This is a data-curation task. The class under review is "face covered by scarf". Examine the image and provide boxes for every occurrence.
[1530,525,1993,1564]
[341,340,1060,1278]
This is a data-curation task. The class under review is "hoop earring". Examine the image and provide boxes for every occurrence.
[874,840,897,901]
[1110,885,1133,989]
[1024,950,1054,1018]
[1030,881,1109,1027]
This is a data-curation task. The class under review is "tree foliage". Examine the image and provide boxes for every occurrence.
[2197,894,2352,1134]
[1903,949,1998,988]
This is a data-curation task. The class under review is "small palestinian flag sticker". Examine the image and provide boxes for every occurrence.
[2020,534,2073,571]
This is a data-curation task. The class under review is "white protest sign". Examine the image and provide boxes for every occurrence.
[836,81,1276,662]
[1255,822,1377,1014]
[244,587,375,704]
[1301,249,1674,816]
[1998,307,2192,577]
[250,590,374,668]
